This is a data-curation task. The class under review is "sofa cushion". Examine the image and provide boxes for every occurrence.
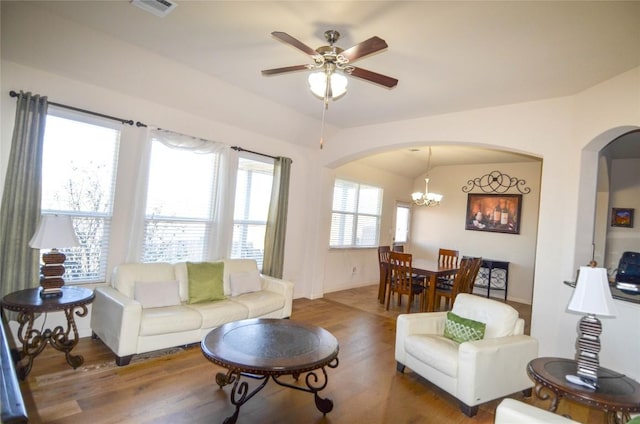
[222,259,259,296]
[451,294,518,339]
[134,280,181,308]
[231,290,286,318]
[443,311,486,343]
[113,263,176,298]
[230,270,262,296]
[173,262,190,303]
[139,305,202,336]
[186,300,249,329]
[187,261,225,304]
[405,334,459,378]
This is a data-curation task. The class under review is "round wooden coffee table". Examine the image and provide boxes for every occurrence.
[527,357,640,424]
[201,318,339,424]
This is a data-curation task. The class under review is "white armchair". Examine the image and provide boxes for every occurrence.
[395,293,539,416]
[495,399,580,423]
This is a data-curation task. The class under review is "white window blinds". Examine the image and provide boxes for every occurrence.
[330,179,382,248]
[141,134,221,263]
[230,155,274,268]
[41,110,121,283]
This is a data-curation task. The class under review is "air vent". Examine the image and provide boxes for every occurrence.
[130,0,177,17]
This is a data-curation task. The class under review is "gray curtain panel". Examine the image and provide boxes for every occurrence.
[0,91,48,296]
[262,156,292,278]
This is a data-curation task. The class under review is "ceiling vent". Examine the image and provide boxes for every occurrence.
[130,0,177,17]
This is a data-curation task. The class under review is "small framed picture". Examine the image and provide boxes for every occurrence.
[611,208,634,228]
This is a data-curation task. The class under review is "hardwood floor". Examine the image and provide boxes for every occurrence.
[18,286,603,423]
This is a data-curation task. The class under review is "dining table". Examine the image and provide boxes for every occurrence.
[411,259,459,312]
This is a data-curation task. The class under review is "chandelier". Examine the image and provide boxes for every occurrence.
[412,147,443,207]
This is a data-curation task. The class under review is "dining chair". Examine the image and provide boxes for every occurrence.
[386,251,424,313]
[377,246,391,304]
[458,256,483,296]
[435,256,483,310]
[437,248,460,289]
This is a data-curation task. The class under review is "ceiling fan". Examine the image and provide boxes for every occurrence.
[262,30,398,104]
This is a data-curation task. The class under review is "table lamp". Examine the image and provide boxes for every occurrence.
[566,264,617,388]
[29,215,80,297]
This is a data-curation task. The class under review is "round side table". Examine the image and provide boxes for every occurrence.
[1,286,95,379]
[527,357,640,424]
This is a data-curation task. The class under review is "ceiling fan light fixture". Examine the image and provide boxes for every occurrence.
[308,71,348,100]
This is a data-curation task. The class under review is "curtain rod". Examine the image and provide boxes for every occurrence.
[9,90,135,126]
[231,146,278,160]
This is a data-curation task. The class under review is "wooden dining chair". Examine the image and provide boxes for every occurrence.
[459,256,483,296]
[435,256,482,310]
[377,246,391,304]
[437,248,460,289]
[439,248,460,268]
[386,252,424,313]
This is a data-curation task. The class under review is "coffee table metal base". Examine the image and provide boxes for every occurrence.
[216,358,338,424]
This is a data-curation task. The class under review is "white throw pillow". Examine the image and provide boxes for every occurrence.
[134,280,181,308]
[229,271,262,297]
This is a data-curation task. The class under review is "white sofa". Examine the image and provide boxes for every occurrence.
[90,259,294,365]
[395,294,539,416]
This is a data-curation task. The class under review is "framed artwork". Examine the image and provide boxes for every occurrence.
[611,208,634,228]
[465,193,522,234]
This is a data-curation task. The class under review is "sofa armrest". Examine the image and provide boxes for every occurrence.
[90,286,142,357]
[457,335,539,404]
[261,275,294,318]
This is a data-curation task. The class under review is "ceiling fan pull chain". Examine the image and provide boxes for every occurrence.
[319,100,327,150]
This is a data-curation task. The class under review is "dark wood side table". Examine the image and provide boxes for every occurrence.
[1,286,95,379]
[527,357,640,424]
[201,318,339,424]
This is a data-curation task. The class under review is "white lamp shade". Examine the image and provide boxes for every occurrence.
[567,266,617,317]
[308,72,348,99]
[29,215,80,249]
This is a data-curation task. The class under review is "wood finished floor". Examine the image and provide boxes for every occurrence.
[18,285,605,424]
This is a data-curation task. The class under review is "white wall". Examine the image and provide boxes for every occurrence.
[409,161,541,304]
[321,161,413,294]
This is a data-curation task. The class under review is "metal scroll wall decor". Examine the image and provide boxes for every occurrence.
[461,170,530,194]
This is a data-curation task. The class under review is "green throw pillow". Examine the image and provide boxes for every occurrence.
[443,311,486,343]
[187,261,225,304]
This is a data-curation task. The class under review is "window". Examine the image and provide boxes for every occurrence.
[395,203,411,244]
[141,138,221,263]
[231,156,274,268]
[330,179,382,248]
[41,110,121,283]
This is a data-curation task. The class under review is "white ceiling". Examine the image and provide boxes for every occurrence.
[3,0,640,176]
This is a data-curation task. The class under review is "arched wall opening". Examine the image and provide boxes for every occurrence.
[325,141,543,305]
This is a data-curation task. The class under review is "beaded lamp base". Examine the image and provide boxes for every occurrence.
[40,250,66,297]
[575,314,602,384]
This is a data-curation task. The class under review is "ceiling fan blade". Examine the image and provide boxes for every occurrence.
[349,67,398,88]
[340,36,388,63]
[261,64,310,76]
[271,31,320,58]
